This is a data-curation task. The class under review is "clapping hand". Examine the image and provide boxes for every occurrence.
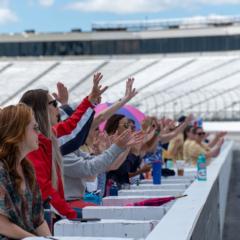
[92,131,112,155]
[217,131,227,138]
[113,130,144,149]
[185,114,194,125]
[217,138,224,147]
[52,82,69,105]
[126,131,145,147]
[161,118,176,133]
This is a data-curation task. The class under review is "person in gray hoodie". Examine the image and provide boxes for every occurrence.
[63,132,142,199]
[56,76,143,200]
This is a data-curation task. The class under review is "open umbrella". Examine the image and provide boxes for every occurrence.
[125,195,187,207]
[94,102,145,131]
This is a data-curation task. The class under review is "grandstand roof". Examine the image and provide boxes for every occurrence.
[2,23,240,43]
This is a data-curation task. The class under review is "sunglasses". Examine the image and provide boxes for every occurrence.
[33,124,40,133]
[123,123,136,131]
[48,99,58,108]
[197,132,205,136]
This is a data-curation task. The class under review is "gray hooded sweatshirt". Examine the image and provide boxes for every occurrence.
[63,144,124,200]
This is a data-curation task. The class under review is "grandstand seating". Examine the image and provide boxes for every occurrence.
[2,53,240,120]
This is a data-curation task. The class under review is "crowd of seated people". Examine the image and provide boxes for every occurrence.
[0,72,226,238]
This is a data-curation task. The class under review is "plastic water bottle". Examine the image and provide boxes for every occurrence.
[152,161,162,185]
[197,117,203,128]
[197,154,207,181]
[109,182,118,196]
[166,159,174,169]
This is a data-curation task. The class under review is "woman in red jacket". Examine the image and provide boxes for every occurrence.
[19,73,107,219]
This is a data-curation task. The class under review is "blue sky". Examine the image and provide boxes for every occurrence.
[1,0,240,33]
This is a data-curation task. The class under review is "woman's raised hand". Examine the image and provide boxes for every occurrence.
[52,82,69,105]
[124,77,138,101]
[88,72,108,105]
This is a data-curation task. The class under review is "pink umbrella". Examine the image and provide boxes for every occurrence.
[94,102,145,131]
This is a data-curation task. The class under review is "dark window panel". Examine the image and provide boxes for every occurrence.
[0,35,240,56]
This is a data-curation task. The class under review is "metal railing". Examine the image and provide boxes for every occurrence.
[104,88,240,121]
[92,15,240,32]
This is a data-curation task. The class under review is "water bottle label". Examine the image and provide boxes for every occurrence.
[198,162,206,169]
[198,169,207,180]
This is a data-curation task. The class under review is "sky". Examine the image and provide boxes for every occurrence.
[0,0,240,33]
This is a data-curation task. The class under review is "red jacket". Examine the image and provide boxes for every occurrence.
[27,97,93,219]
[53,97,93,138]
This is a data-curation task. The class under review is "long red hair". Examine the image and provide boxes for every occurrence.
[0,104,36,193]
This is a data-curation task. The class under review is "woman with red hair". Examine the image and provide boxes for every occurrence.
[0,104,50,239]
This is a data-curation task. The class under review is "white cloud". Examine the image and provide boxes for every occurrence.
[0,8,18,24]
[65,0,180,14]
[65,0,240,14]
[0,1,18,24]
[38,0,54,7]
[200,0,240,4]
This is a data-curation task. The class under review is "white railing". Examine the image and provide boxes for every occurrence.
[146,141,233,240]
[92,15,240,31]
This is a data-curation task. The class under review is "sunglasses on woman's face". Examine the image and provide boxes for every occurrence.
[33,124,40,133]
[48,99,58,108]
[123,123,136,131]
[197,132,205,136]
